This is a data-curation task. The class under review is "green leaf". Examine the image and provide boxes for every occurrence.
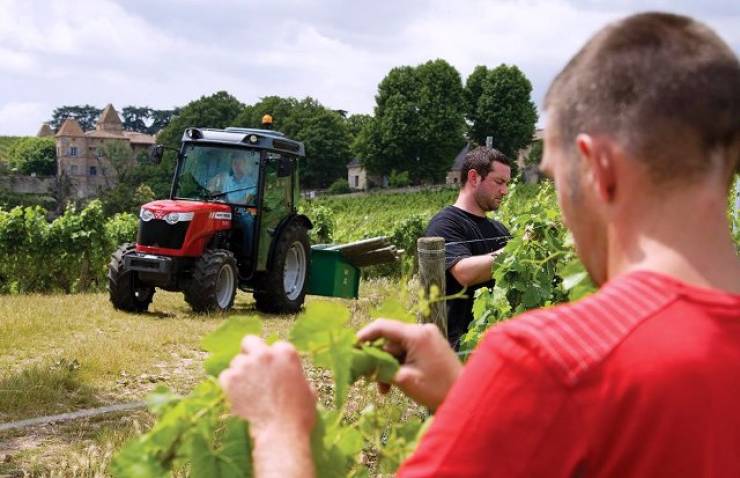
[217,417,253,478]
[110,440,168,478]
[202,316,263,376]
[370,297,415,323]
[190,430,219,478]
[146,386,181,416]
[350,345,399,384]
[290,300,350,352]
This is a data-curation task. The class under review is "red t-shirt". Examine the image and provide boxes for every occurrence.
[399,271,740,477]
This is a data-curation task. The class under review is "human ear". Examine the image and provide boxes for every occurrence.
[576,134,616,202]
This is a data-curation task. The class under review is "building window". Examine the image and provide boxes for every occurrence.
[89,166,97,176]
[69,146,78,157]
[71,165,78,175]
[353,175,359,188]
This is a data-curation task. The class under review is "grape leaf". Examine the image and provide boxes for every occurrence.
[217,417,253,478]
[370,298,415,323]
[190,430,219,477]
[350,345,399,384]
[202,316,262,376]
[290,300,351,352]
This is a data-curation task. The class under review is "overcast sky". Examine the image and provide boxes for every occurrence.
[0,0,737,136]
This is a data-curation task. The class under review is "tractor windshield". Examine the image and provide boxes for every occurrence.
[174,144,260,206]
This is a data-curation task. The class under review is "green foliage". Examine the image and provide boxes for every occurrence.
[7,137,57,175]
[460,182,596,354]
[465,64,538,158]
[150,91,246,197]
[112,301,425,477]
[388,170,410,188]
[0,201,138,293]
[300,203,335,243]
[355,59,466,183]
[235,96,353,189]
[0,136,21,165]
[328,178,351,195]
[525,139,543,168]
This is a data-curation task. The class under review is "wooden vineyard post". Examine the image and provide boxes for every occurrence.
[417,236,447,338]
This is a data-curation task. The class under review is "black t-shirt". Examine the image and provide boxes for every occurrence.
[424,206,510,347]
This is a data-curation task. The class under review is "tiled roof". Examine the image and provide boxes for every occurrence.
[347,158,362,168]
[56,118,84,137]
[37,123,54,137]
[96,104,123,132]
[85,130,125,139]
[123,131,156,144]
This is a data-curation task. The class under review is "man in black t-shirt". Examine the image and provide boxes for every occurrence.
[425,146,511,349]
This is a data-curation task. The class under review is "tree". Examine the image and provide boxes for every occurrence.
[235,96,353,189]
[50,105,102,131]
[7,137,56,175]
[345,114,372,142]
[149,91,246,197]
[356,60,466,183]
[464,64,538,158]
[121,106,152,133]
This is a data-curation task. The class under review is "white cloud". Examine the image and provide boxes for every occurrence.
[0,0,737,135]
[0,102,47,136]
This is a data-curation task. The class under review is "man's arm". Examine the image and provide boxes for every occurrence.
[219,337,316,478]
[449,250,501,288]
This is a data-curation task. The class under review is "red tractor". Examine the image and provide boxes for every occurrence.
[108,126,312,314]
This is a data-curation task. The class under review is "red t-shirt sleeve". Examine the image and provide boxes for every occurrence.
[397,328,583,477]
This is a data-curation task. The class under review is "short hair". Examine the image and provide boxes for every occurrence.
[460,146,511,185]
[545,12,740,185]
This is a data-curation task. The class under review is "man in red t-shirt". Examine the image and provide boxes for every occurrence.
[219,12,740,477]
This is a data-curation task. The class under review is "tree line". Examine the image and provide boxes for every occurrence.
[4,59,538,215]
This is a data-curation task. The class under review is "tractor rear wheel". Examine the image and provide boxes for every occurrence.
[184,249,237,313]
[108,243,155,313]
[254,222,310,314]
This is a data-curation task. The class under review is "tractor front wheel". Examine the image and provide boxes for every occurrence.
[184,249,238,313]
[108,243,155,313]
[254,223,310,314]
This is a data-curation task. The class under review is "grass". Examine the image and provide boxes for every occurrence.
[0,278,405,476]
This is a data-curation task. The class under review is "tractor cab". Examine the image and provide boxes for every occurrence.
[108,127,313,314]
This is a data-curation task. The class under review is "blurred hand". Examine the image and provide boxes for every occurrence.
[357,320,463,410]
[219,336,316,439]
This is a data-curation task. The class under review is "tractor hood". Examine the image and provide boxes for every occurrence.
[139,200,232,223]
[136,200,233,256]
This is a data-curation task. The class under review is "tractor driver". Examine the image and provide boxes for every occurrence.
[223,152,258,205]
[221,151,259,257]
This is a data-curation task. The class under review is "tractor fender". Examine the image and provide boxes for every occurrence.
[265,213,313,268]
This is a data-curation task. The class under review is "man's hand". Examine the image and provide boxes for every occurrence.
[219,336,317,478]
[357,320,463,410]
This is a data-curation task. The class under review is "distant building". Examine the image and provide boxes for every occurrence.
[445,144,471,186]
[43,104,156,198]
[346,158,386,191]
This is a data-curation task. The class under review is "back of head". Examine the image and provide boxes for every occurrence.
[545,12,740,188]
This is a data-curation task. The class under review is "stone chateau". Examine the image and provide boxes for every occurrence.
[37,104,155,199]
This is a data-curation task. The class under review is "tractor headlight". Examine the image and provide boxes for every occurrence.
[164,212,194,225]
[140,208,155,222]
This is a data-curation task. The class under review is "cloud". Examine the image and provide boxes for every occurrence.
[0,102,46,136]
[0,0,737,135]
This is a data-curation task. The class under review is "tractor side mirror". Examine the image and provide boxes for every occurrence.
[150,144,165,164]
[277,157,293,177]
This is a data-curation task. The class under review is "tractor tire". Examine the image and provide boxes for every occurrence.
[254,222,310,314]
[108,243,155,313]
[184,249,238,313]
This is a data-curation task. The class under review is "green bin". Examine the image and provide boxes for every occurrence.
[308,246,360,299]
